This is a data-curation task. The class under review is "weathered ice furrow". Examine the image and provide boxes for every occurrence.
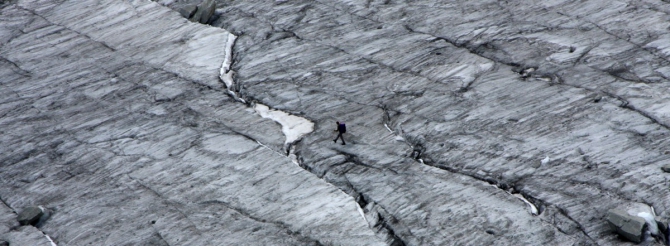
[234,69,572,245]
[312,0,670,136]
[371,121,602,243]
[0,1,384,245]
[197,200,325,246]
[4,0,670,245]
[202,0,670,244]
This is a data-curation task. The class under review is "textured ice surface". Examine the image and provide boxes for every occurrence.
[5,0,670,245]
[0,0,381,245]
[202,134,259,154]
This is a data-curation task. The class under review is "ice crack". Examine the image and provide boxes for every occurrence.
[218,34,314,149]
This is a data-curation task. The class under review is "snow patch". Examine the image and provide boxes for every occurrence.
[254,104,314,145]
[624,203,661,236]
[541,156,550,165]
[638,212,659,236]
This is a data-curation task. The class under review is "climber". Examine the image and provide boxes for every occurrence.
[333,121,346,145]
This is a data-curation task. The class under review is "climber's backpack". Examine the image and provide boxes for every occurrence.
[338,123,346,133]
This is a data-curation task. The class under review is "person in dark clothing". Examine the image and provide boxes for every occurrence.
[333,121,346,145]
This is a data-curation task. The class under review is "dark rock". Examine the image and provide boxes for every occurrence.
[198,0,216,24]
[178,5,197,19]
[188,0,216,24]
[188,6,203,23]
[656,219,668,235]
[662,164,670,173]
[593,96,602,103]
[607,209,646,243]
[17,207,43,226]
[0,240,8,246]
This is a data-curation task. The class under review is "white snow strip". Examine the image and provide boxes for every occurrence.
[219,33,237,88]
[218,33,246,103]
[45,234,58,246]
[254,104,314,145]
[513,193,539,215]
[222,33,236,74]
[383,123,393,133]
[255,140,286,157]
[355,202,368,223]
